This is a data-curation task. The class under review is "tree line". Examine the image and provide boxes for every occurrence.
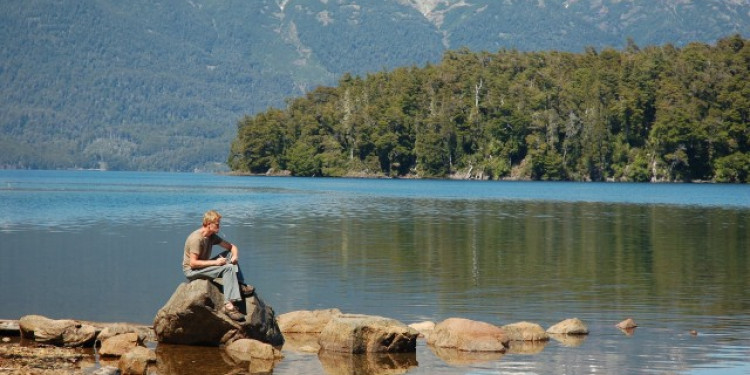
[229,35,749,182]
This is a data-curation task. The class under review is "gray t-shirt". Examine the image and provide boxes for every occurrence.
[182,228,223,272]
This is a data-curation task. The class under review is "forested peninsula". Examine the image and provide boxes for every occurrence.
[229,35,749,182]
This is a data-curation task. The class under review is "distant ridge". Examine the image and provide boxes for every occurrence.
[1,0,747,171]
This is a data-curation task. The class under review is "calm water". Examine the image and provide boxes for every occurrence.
[1,170,749,374]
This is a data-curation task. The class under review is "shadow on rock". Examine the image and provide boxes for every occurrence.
[318,349,418,375]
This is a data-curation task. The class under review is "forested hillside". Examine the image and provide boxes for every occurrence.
[229,36,750,182]
[1,0,748,171]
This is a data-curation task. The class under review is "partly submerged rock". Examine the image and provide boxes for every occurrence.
[96,323,153,344]
[546,318,589,335]
[99,333,143,357]
[616,318,638,336]
[225,338,283,362]
[501,321,549,342]
[427,318,508,352]
[118,346,155,375]
[616,318,638,330]
[18,315,97,347]
[318,314,418,354]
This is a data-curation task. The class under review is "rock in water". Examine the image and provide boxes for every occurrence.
[99,333,143,357]
[546,318,589,335]
[318,314,418,354]
[225,338,283,362]
[118,346,155,375]
[277,308,343,333]
[18,315,97,347]
[152,280,283,346]
[616,318,638,330]
[427,318,508,352]
[501,321,549,342]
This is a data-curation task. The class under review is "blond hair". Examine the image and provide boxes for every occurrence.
[202,210,222,226]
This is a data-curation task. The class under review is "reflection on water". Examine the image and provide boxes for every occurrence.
[548,333,587,347]
[246,198,750,326]
[506,340,548,355]
[318,350,418,375]
[155,343,236,375]
[282,333,321,353]
[1,171,749,374]
[428,346,504,366]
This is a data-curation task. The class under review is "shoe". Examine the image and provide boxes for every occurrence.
[222,305,245,321]
[240,284,255,297]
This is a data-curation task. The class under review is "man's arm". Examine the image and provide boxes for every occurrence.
[189,252,226,269]
[220,241,239,264]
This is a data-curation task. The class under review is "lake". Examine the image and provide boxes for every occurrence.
[0,170,748,374]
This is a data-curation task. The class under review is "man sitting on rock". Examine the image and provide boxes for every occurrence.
[183,210,255,321]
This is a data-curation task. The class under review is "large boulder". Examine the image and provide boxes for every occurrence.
[427,318,508,352]
[277,308,342,333]
[152,280,283,347]
[18,315,97,347]
[318,314,418,354]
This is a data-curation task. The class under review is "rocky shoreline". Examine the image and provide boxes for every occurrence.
[0,312,606,375]
[2,281,637,374]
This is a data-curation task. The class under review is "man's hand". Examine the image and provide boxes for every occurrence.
[220,240,239,265]
[215,256,228,266]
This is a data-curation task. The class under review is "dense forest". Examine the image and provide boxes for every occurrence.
[229,35,750,182]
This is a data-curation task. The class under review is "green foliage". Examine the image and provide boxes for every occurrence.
[286,140,321,177]
[231,36,750,182]
[714,152,750,183]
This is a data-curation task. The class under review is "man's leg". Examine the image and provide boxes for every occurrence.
[215,251,253,296]
[184,264,241,303]
[219,264,241,302]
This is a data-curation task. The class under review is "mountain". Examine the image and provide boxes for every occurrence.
[1,0,748,171]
